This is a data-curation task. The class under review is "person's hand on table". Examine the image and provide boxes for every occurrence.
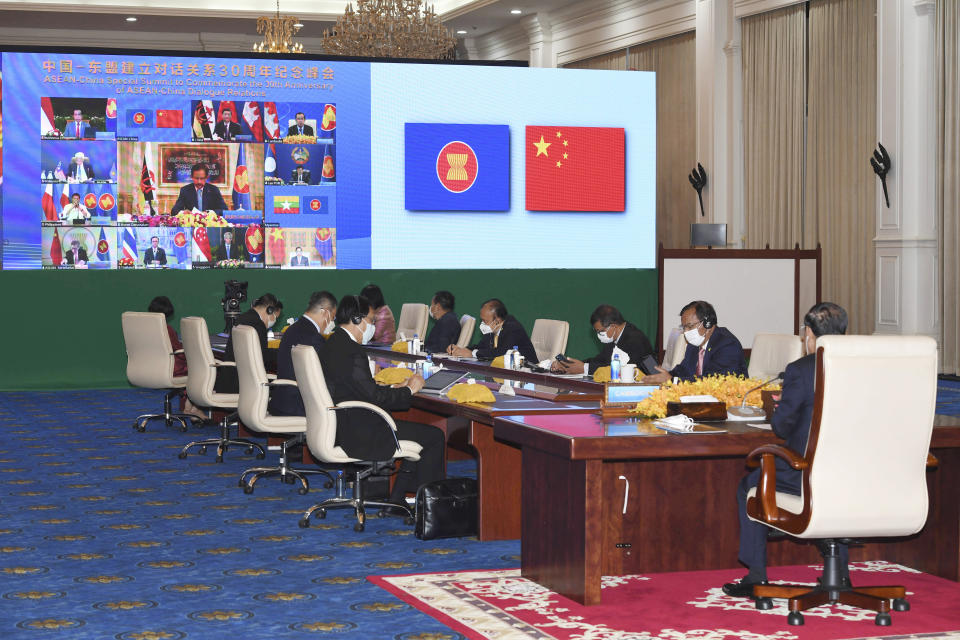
[403,374,425,394]
[551,357,585,374]
[640,366,671,384]
[446,345,472,358]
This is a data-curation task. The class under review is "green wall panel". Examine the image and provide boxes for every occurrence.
[0,269,658,390]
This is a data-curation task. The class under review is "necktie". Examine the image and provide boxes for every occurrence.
[298,126,302,135]
[493,334,499,349]
[225,244,230,257]
[73,249,78,262]
[74,122,79,137]
[696,348,706,377]
[197,188,203,211]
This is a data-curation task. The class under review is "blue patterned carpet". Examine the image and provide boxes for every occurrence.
[0,390,518,639]
[938,378,960,416]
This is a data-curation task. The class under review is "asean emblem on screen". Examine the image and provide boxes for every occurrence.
[436,141,478,193]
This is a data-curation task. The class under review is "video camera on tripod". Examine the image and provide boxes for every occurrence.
[221,280,248,333]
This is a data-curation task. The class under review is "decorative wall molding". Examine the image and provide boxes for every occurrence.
[732,0,804,19]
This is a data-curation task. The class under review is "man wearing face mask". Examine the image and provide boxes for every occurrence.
[424,290,461,354]
[723,302,849,598]
[269,291,337,417]
[215,293,284,394]
[642,300,747,383]
[319,294,446,505]
[551,304,654,375]
[446,298,538,363]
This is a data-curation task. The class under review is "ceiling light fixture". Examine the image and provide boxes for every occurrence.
[125,16,138,22]
[510,9,522,14]
[456,29,467,34]
[322,0,456,60]
[253,0,304,54]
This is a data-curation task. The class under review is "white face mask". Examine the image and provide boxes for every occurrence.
[478,322,493,335]
[361,321,376,344]
[597,327,615,344]
[266,316,277,330]
[684,324,705,347]
[324,320,336,335]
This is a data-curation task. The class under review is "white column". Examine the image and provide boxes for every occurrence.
[695,0,742,244]
[522,13,554,68]
[874,0,939,340]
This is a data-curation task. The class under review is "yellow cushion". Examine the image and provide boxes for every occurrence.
[447,383,496,404]
[391,341,409,353]
[592,366,612,382]
[374,367,413,385]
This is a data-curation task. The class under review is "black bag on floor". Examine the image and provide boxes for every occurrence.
[415,477,478,540]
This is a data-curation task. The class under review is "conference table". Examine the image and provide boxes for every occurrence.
[490,412,960,605]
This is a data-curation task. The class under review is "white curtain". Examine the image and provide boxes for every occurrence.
[563,50,627,70]
[938,0,960,373]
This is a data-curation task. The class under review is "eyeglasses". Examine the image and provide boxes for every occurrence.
[680,321,702,331]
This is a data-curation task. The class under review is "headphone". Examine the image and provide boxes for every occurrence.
[350,295,364,325]
[700,303,717,329]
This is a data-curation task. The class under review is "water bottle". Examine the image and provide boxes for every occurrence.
[423,354,433,379]
[412,334,420,354]
[511,345,520,370]
[611,354,621,382]
[503,348,513,370]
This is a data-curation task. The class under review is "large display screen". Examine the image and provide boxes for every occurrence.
[0,50,655,270]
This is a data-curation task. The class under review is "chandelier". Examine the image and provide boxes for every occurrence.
[253,0,304,54]
[322,0,457,60]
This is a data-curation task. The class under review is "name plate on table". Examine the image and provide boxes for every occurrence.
[601,383,659,417]
[666,401,728,421]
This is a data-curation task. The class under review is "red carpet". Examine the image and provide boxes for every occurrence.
[369,561,960,640]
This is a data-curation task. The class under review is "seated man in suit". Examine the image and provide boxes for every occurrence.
[289,247,309,267]
[213,107,242,141]
[424,290,461,354]
[62,239,88,265]
[67,152,95,182]
[552,304,655,375]
[320,294,445,505]
[215,293,283,394]
[65,108,92,139]
[291,166,311,184]
[642,300,747,383]
[287,112,315,137]
[142,236,167,266]
[447,298,538,363]
[723,302,849,598]
[60,193,91,223]
[171,163,228,214]
[214,231,244,261]
[270,291,337,417]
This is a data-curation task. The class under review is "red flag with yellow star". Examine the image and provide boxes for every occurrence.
[524,126,625,211]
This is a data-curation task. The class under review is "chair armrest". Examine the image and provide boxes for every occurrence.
[211,360,236,368]
[746,444,808,470]
[330,401,402,451]
[266,373,277,381]
[264,379,298,387]
[172,349,185,355]
[745,444,808,525]
[928,452,938,468]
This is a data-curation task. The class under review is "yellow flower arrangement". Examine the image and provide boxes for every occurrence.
[374,367,413,385]
[630,374,781,419]
[390,341,409,353]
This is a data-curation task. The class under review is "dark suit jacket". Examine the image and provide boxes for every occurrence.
[214,241,244,261]
[670,326,748,381]
[65,121,92,138]
[215,308,276,394]
[290,168,312,183]
[170,183,228,214]
[268,317,326,417]
[67,161,95,180]
[64,248,88,264]
[143,247,167,265]
[424,311,461,354]
[289,255,309,266]
[471,315,538,363]
[583,322,655,373]
[319,327,412,460]
[287,124,315,136]
[769,353,815,492]
[213,121,242,139]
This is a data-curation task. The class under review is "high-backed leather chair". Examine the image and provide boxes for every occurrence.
[177,316,264,462]
[746,335,938,626]
[232,325,331,494]
[396,303,429,341]
[456,315,476,348]
[292,344,423,532]
[121,311,199,432]
[748,333,803,381]
[661,328,687,371]
[530,319,569,363]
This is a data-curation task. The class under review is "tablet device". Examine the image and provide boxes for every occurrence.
[419,369,468,395]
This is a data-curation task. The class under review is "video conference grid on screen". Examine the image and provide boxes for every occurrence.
[0,51,657,270]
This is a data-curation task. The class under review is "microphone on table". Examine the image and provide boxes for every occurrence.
[727,372,784,419]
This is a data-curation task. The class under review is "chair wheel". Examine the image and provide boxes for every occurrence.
[215,454,223,463]
[298,518,310,528]
[755,597,773,610]
[323,481,333,489]
[283,475,294,484]
[317,509,326,519]
[238,479,246,487]
[297,487,308,495]
[256,452,265,460]
[165,418,173,427]
[403,516,415,526]
[892,598,909,612]
[199,446,207,455]
[177,451,187,460]
[245,446,255,454]
[243,484,254,494]
[179,423,188,432]
[875,612,892,626]
[787,611,804,626]
[354,522,365,532]
[377,509,389,518]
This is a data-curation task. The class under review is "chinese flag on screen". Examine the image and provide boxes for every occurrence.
[524,126,625,212]
[156,110,183,128]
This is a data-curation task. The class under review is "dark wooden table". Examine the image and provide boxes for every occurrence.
[492,413,960,605]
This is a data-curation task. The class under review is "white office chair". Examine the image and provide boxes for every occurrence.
[748,333,803,381]
[232,325,332,494]
[121,311,200,432]
[177,317,264,462]
[292,344,422,532]
[747,335,938,626]
[530,319,569,363]
[456,315,476,348]
[396,303,429,341]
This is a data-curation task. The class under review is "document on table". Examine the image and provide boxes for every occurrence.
[747,423,773,430]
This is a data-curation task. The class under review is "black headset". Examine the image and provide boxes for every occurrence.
[255,295,279,317]
[700,302,717,329]
[350,295,364,325]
